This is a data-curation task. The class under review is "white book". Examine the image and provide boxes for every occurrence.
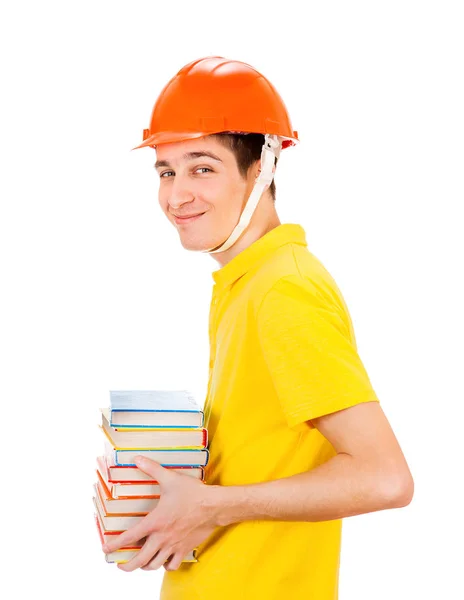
[109,390,204,428]
[100,408,207,448]
[104,548,196,564]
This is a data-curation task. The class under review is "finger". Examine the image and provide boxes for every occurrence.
[117,536,160,572]
[134,456,170,481]
[141,547,174,571]
[103,521,150,553]
[164,551,185,571]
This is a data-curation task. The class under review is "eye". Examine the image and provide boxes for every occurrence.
[159,170,174,178]
[194,167,212,174]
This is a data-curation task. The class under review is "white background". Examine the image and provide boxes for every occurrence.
[1,1,462,598]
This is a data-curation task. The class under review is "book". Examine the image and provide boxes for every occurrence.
[94,511,146,547]
[94,512,197,564]
[98,455,204,484]
[106,447,210,468]
[109,390,204,428]
[95,471,159,514]
[93,489,146,532]
[97,456,204,497]
[104,548,197,564]
[100,408,208,449]
[103,431,209,467]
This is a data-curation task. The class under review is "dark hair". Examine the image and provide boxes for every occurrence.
[210,133,277,201]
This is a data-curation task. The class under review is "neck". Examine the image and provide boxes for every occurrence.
[210,198,281,268]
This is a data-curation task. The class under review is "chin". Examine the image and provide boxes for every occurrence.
[178,234,216,253]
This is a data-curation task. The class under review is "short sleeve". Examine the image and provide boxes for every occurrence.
[256,275,380,433]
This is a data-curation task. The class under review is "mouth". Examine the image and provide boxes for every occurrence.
[173,212,206,225]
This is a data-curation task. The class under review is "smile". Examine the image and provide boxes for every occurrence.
[174,213,206,224]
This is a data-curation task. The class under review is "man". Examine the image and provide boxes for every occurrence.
[102,56,414,599]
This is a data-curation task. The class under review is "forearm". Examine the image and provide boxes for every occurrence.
[211,452,408,527]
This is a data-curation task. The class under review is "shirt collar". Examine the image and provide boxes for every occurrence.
[211,223,307,288]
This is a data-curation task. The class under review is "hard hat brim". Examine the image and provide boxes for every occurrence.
[132,130,214,150]
[132,130,298,151]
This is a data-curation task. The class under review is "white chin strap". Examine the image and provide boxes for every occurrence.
[201,134,282,254]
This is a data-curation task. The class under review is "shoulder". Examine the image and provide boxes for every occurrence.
[252,243,348,318]
[257,274,351,341]
[253,248,356,345]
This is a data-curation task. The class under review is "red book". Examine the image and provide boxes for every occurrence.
[97,455,204,497]
[95,470,159,514]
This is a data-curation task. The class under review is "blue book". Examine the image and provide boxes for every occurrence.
[106,447,210,468]
[109,390,204,428]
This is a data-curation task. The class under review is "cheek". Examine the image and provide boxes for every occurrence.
[193,179,220,198]
[202,177,241,204]
[158,190,169,214]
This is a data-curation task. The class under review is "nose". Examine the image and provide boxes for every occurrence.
[167,173,196,211]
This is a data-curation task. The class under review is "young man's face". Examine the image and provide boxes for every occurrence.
[154,136,259,252]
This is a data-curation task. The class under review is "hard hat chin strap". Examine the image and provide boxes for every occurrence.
[201,134,282,254]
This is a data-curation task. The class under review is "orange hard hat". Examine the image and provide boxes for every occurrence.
[134,56,299,150]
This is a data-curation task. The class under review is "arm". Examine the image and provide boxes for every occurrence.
[211,401,414,527]
[108,276,414,572]
[105,402,414,572]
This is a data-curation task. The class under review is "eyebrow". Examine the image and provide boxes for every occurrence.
[154,151,223,170]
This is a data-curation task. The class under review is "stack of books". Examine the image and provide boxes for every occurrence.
[93,390,209,565]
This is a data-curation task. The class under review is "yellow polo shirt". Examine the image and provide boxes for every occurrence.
[161,223,379,600]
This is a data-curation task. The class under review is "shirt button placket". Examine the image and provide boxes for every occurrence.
[209,292,219,370]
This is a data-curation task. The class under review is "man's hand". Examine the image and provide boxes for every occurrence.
[101,456,220,572]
